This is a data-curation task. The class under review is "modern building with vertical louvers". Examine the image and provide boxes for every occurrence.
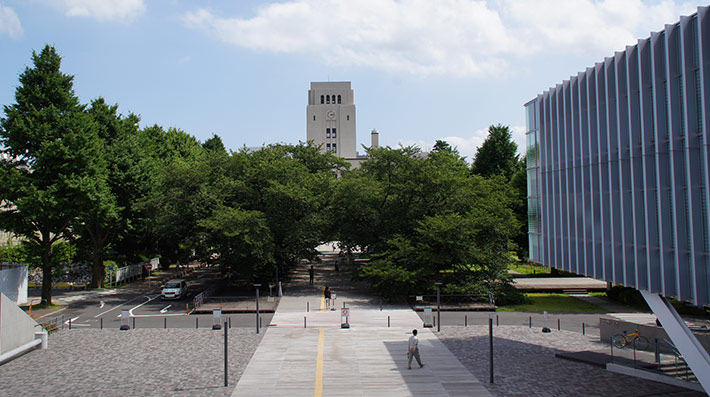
[525,8,710,387]
[526,6,710,308]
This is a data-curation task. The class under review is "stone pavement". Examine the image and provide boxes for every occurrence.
[232,293,491,396]
[0,328,263,397]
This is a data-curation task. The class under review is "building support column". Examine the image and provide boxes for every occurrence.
[640,290,710,393]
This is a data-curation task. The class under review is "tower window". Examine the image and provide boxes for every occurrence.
[347,115,349,121]
[326,128,331,138]
[320,95,324,104]
[332,143,337,153]
[332,128,336,138]
[326,143,331,151]
[338,95,341,104]
[326,95,330,104]
[313,115,316,121]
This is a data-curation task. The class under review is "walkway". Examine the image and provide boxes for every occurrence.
[231,250,491,396]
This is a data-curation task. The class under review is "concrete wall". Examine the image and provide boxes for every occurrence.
[0,292,39,355]
[0,264,28,305]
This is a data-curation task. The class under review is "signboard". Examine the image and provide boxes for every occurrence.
[423,308,433,328]
[331,292,336,301]
[150,257,160,266]
[341,307,350,329]
[145,263,153,271]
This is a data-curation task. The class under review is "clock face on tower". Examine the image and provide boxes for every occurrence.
[326,110,336,120]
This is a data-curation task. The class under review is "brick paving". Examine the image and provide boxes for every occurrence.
[437,326,705,397]
[0,329,263,397]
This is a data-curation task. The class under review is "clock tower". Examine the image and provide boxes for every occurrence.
[306,82,357,160]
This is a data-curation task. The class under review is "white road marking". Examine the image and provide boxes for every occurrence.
[93,294,147,318]
[115,295,160,317]
[64,316,80,325]
[159,305,171,313]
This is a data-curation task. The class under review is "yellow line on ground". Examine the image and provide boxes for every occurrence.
[315,327,324,397]
[320,286,325,312]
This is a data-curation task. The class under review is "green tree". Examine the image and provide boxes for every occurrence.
[472,124,519,180]
[0,45,102,304]
[510,157,528,260]
[77,98,143,287]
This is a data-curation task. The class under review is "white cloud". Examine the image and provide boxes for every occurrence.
[55,0,145,22]
[0,4,23,38]
[183,0,702,78]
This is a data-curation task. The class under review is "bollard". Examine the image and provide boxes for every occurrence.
[529,316,532,328]
[304,316,307,328]
[380,299,382,311]
[186,304,189,316]
[307,302,310,312]
[164,318,167,329]
[133,317,136,329]
[229,317,232,329]
[343,301,345,308]
[496,315,499,326]
[489,317,494,383]
[388,315,390,327]
[196,317,199,329]
[582,323,586,335]
[100,318,103,330]
[557,319,560,331]
[62,315,65,331]
[465,315,468,327]
[69,318,72,330]
[260,317,262,329]
[224,321,228,387]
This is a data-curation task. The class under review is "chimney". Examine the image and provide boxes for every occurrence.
[371,129,379,148]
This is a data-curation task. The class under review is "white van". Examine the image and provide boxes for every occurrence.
[161,279,188,300]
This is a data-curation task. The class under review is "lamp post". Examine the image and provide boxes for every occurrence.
[254,284,262,334]
[434,282,442,332]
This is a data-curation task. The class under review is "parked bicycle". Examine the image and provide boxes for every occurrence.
[612,329,650,350]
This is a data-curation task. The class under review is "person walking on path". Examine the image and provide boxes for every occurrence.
[309,266,315,285]
[324,285,331,309]
[407,329,424,370]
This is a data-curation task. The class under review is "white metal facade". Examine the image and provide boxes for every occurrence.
[526,7,710,307]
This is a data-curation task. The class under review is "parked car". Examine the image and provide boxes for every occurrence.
[161,279,188,300]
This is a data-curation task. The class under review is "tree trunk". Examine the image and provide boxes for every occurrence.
[90,240,105,288]
[40,237,52,306]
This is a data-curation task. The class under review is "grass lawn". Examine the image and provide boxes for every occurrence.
[508,262,551,276]
[497,293,608,313]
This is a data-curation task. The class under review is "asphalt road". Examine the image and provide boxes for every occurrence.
[30,270,274,331]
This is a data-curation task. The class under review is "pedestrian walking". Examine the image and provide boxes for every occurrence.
[407,329,424,370]
[309,265,315,285]
[324,285,331,309]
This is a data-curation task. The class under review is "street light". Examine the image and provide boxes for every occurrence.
[254,284,262,334]
[434,282,442,332]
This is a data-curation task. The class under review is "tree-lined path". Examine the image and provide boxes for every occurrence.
[231,244,491,396]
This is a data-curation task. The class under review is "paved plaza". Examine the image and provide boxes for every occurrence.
[1,251,706,396]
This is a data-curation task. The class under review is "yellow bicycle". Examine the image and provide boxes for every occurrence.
[612,330,649,350]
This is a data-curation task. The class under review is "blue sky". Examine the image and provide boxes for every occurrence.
[0,0,706,160]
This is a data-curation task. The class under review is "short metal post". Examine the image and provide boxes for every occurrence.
[388,316,390,327]
[229,317,232,329]
[529,316,532,328]
[557,318,560,331]
[307,302,309,312]
[100,318,103,329]
[260,317,262,329]
[343,301,345,308]
[465,315,468,327]
[196,317,199,329]
[380,299,382,311]
[582,323,585,335]
[254,284,261,334]
[304,316,307,328]
[69,318,72,330]
[436,283,441,332]
[164,318,167,329]
[496,315,499,326]
[133,317,136,329]
[224,321,228,387]
[489,317,494,383]
[62,315,65,330]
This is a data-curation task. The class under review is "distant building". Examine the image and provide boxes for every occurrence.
[306,82,378,168]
